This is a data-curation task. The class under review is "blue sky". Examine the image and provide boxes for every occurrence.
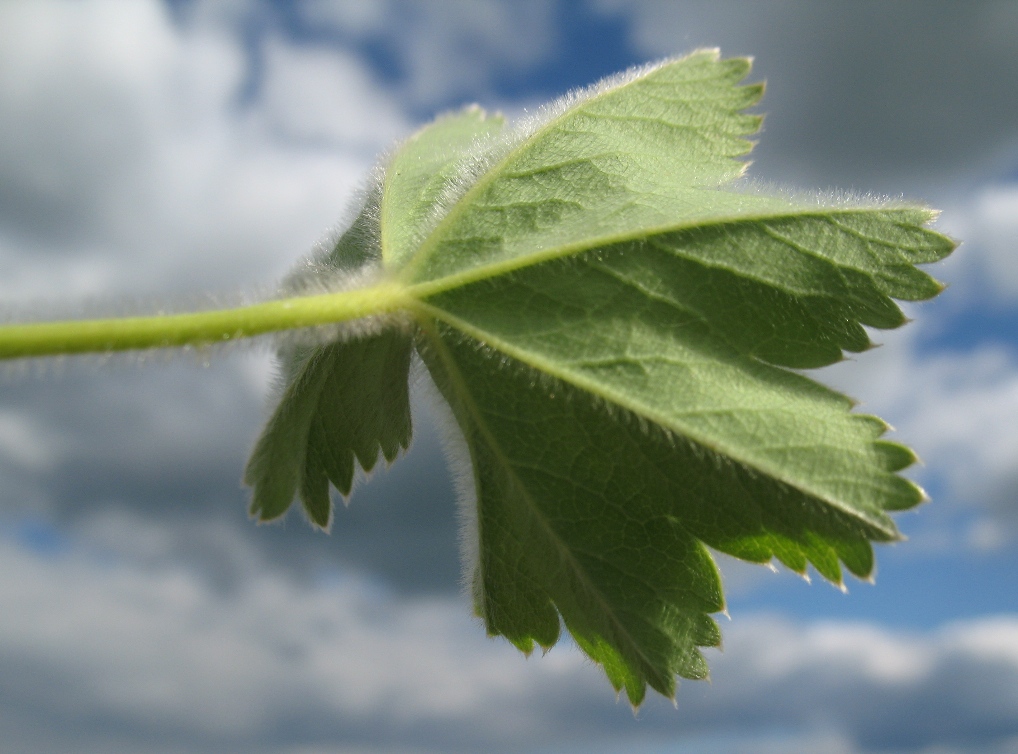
[0,2,1017,752]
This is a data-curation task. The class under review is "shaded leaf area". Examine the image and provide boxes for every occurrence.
[422,327,723,705]
[249,188,413,528]
[421,316,919,702]
[416,206,945,700]
[244,330,413,529]
[616,209,951,369]
[420,210,947,541]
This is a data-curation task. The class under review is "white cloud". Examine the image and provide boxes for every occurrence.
[689,614,1018,752]
[0,0,409,307]
[258,38,409,149]
[0,409,54,471]
[0,0,248,256]
[0,1,181,234]
[738,618,935,684]
[1,529,1016,753]
[939,184,1018,302]
[299,0,556,106]
[0,533,597,751]
[903,349,1018,496]
[818,324,1018,548]
[298,0,391,38]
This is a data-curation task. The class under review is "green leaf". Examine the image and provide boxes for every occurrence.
[381,105,506,269]
[245,50,955,703]
[244,330,413,529]
[244,108,504,528]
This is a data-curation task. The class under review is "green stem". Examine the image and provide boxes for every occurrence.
[0,282,410,359]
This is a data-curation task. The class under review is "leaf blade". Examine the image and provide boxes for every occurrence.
[244,108,507,526]
[420,322,725,702]
[245,50,956,704]
[381,106,506,270]
[401,50,766,285]
[244,330,413,529]
[393,52,954,701]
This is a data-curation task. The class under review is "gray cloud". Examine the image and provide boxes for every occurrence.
[0,355,463,594]
[815,322,1018,551]
[0,0,398,305]
[685,614,1018,752]
[940,184,1018,303]
[595,0,1018,193]
[0,534,1015,754]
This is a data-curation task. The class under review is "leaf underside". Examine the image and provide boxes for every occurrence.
[244,50,955,704]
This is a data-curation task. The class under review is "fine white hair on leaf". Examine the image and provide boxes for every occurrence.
[281,166,385,297]
[728,177,938,214]
[379,104,508,261]
[412,54,694,258]
[267,162,419,355]
[414,349,484,609]
[505,54,679,146]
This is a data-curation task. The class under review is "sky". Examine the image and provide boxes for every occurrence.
[0,1,1017,752]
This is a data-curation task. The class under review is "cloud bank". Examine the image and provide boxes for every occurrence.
[2,530,1017,753]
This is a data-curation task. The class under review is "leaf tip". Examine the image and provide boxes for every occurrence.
[306,511,333,534]
[743,83,766,107]
[506,634,537,657]
[249,507,281,526]
[693,46,721,61]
